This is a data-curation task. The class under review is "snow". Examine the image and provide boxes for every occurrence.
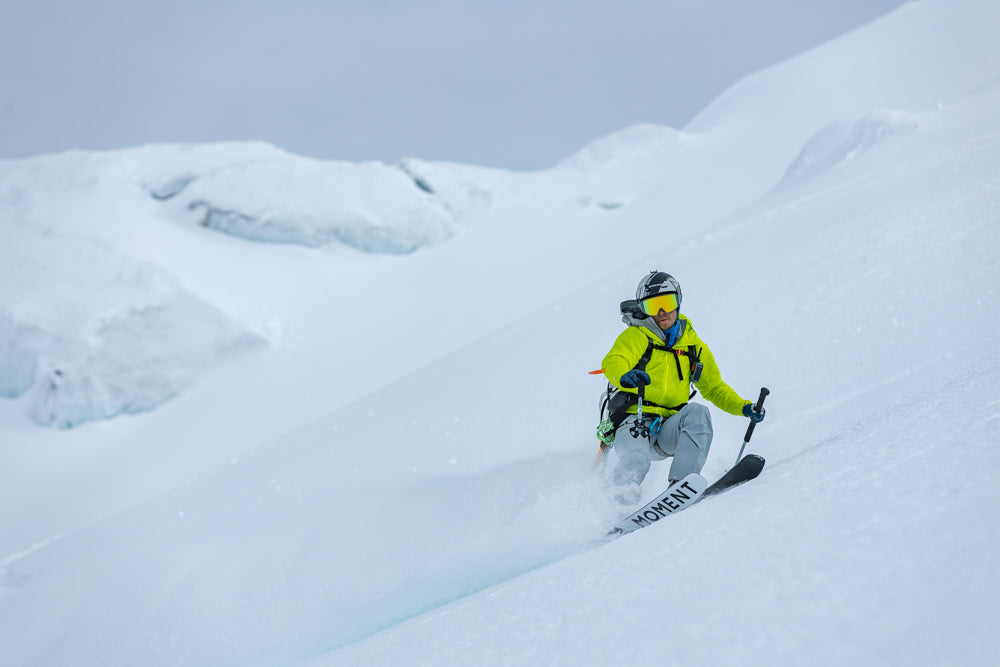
[2,1,1000,665]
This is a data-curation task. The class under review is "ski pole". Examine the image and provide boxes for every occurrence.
[630,384,650,439]
[735,387,769,464]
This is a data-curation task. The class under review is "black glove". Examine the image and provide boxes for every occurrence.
[620,370,651,389]
[742,403,766,423]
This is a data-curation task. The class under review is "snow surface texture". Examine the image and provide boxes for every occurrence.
[2,1,1000,666]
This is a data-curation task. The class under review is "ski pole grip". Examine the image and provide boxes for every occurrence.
[743,387,770,442]
[753,387,770,412]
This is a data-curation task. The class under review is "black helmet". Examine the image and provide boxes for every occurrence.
[636,270,682,308]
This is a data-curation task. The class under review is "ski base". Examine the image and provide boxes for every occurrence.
[605,455,766,537]
[609,472,707,536]
[702,454,765,498]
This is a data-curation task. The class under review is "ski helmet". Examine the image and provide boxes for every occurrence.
[636,270,682,309]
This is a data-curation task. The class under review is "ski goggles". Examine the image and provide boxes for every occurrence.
[641,293,680,316]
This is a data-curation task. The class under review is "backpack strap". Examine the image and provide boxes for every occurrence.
[635,339,655,372]
[686,344,702,399]
[643,341,703,398]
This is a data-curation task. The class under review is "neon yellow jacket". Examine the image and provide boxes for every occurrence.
[601,314,749,418]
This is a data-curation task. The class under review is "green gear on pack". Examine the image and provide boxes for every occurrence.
[596,418,616,445]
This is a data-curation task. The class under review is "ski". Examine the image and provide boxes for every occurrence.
[605,456,765,537]
[701,454,765,498]
[604,455,765,538]
[608,472,707,536]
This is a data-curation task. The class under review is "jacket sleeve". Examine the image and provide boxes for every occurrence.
[601,328,647,390]
[695,341,750,416]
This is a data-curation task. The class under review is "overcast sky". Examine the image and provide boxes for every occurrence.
[1,0,906,169]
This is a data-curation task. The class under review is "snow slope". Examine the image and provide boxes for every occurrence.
[2,1,999,665]
[320,78,1000,667]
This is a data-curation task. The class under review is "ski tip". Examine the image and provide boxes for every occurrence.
[735,454,765,481]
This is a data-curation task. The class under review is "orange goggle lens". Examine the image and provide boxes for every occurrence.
[641,293,679,316]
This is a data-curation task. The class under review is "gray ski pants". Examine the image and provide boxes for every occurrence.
[611,403,713,487]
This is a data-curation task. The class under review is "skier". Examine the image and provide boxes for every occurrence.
[601,270,765,504]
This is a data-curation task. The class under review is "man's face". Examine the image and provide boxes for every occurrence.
[653,308,678,330]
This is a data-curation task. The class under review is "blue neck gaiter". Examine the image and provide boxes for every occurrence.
[662,319,681,346]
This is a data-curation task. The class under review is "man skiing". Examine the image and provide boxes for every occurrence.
[601,270,765,504]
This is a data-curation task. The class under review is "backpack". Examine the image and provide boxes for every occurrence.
[595,300,703,448]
